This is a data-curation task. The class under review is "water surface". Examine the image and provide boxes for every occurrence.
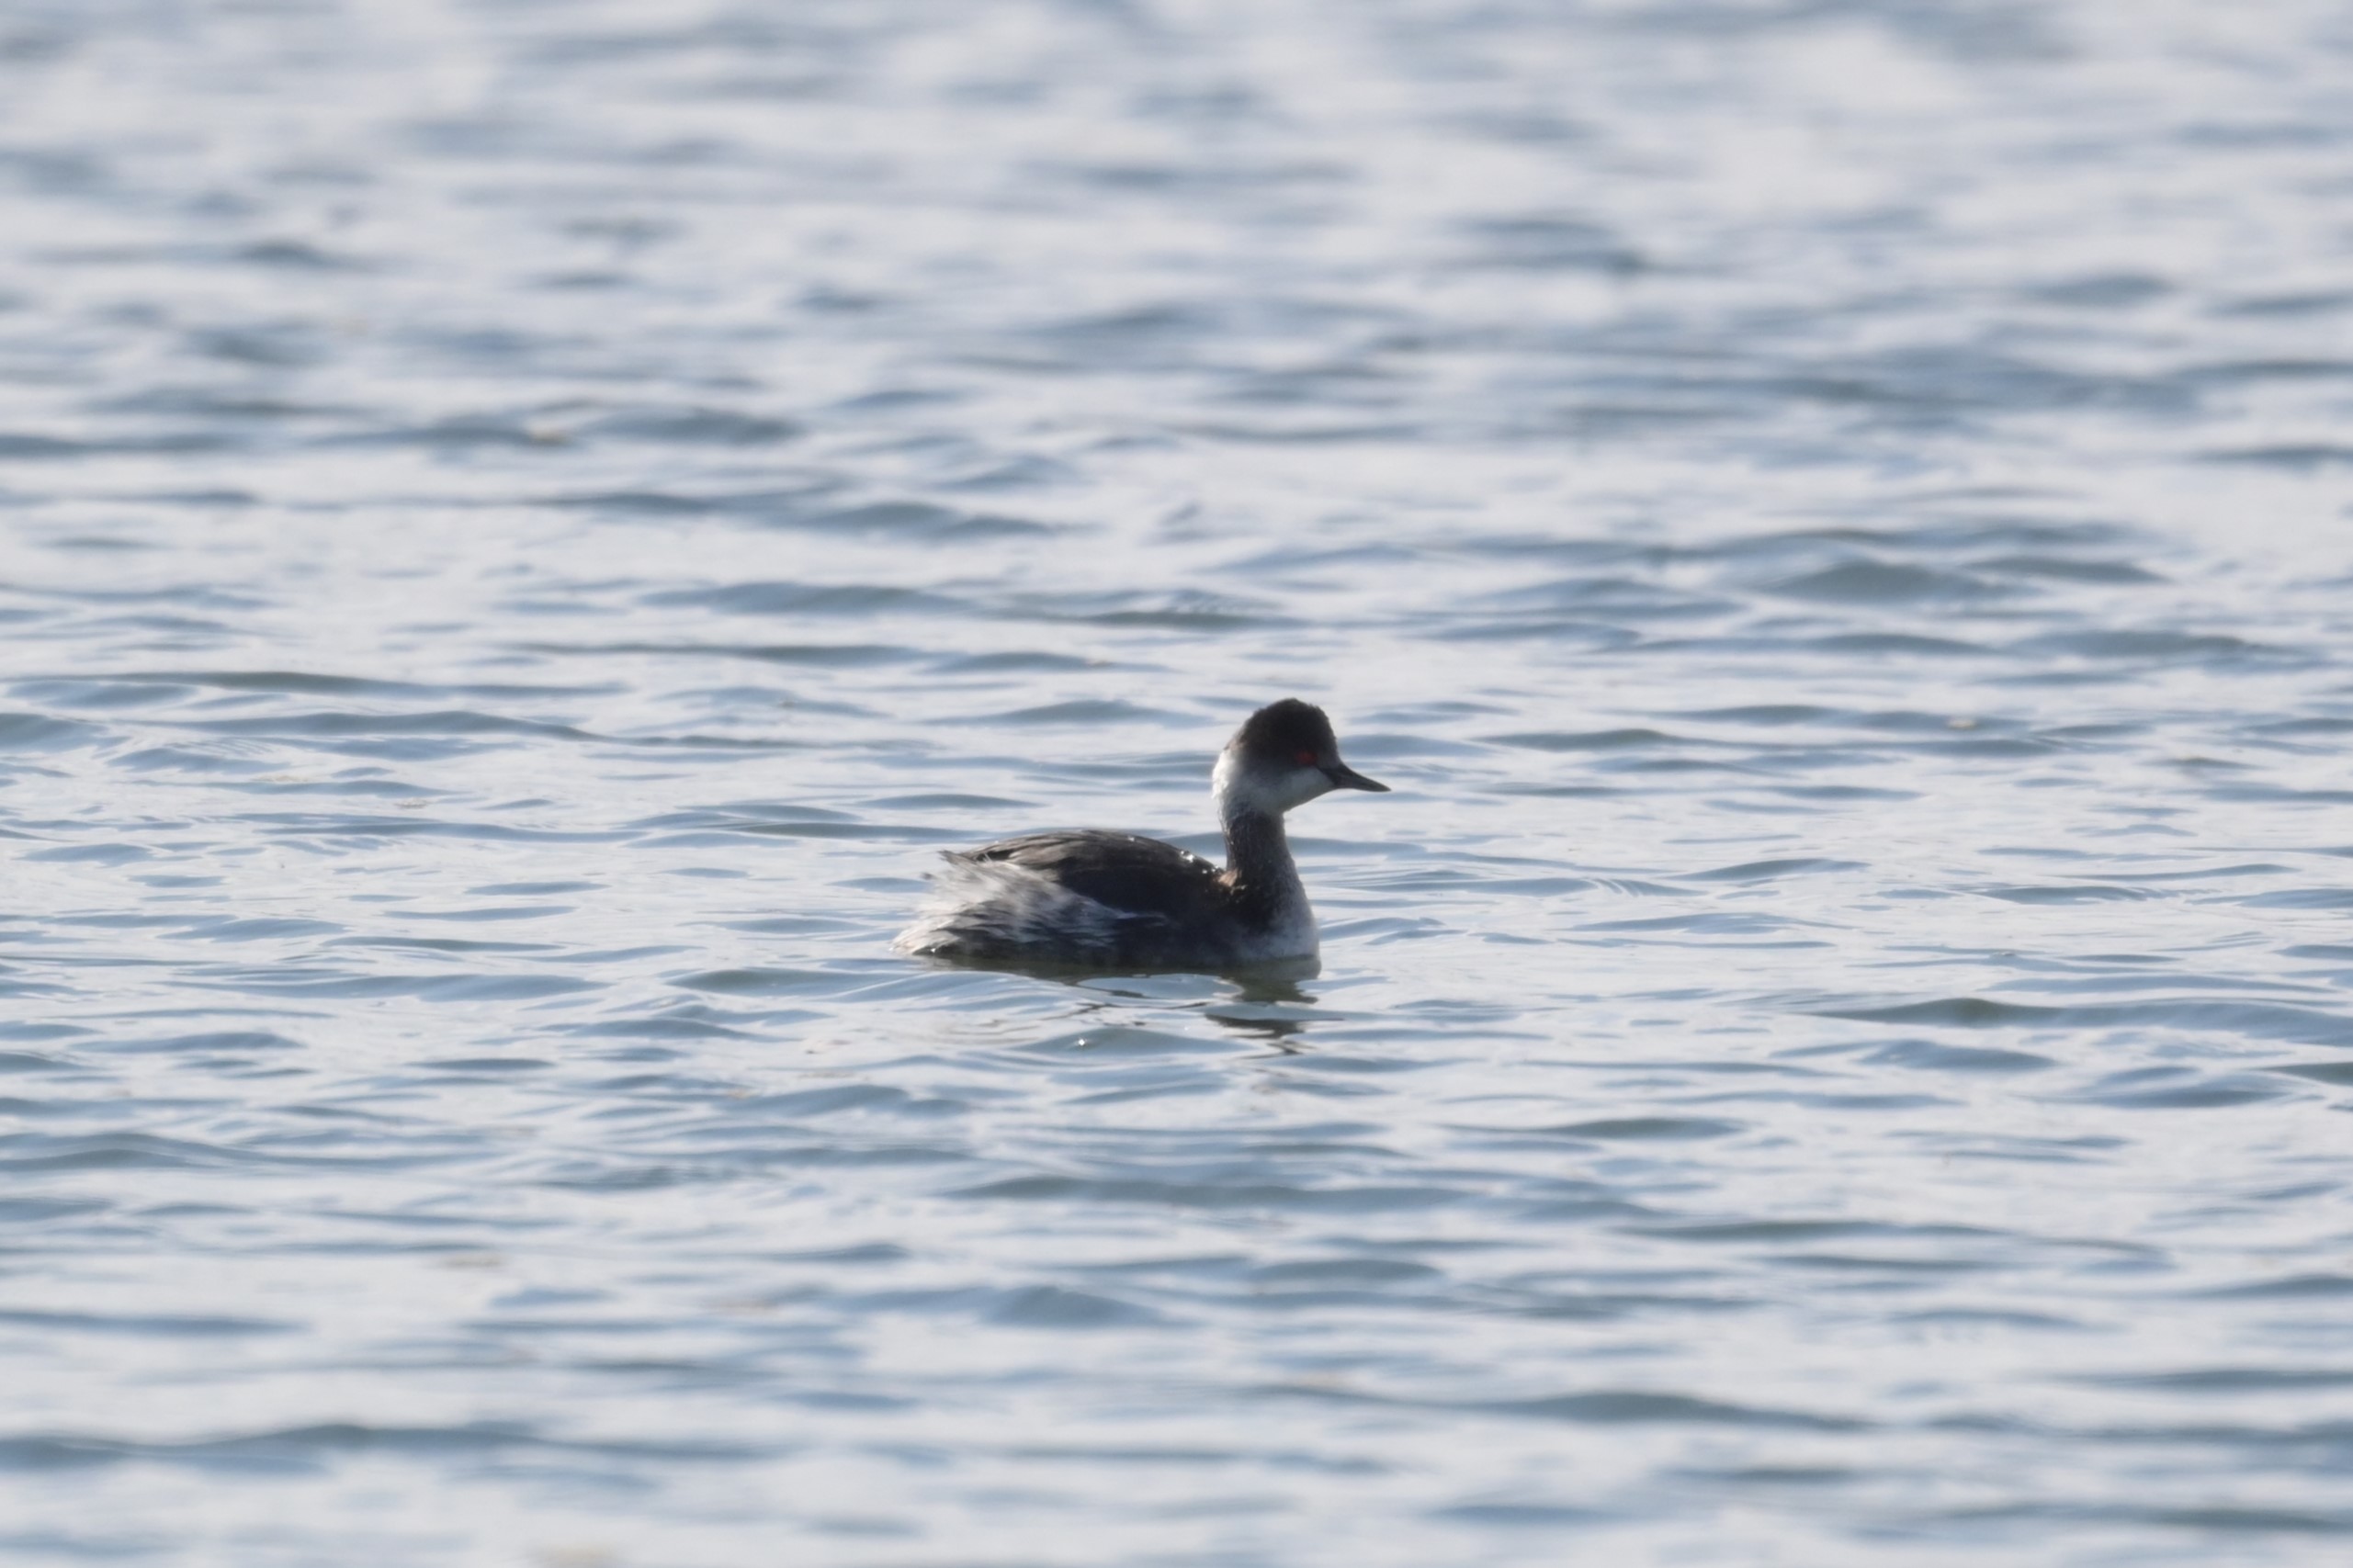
[6,2,2353,1563]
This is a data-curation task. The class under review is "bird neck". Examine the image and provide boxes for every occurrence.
[1220,804,1305,925]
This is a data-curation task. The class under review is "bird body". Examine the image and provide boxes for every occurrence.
[893,699,1386,970]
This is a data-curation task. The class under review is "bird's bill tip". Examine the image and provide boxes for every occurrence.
[1326,762,1389,793]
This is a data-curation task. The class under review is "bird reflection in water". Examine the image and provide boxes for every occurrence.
[1029,957,1329,1053]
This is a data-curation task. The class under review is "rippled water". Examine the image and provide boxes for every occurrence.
[6,2,2353,1563]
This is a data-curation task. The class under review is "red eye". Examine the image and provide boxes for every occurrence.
[1295,749,1317,766]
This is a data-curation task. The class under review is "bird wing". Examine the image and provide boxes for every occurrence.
[955,830,1223,922]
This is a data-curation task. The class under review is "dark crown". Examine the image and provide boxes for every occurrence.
[1232,697,1337,760]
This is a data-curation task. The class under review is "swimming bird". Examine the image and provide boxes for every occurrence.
[893,698,1388,970]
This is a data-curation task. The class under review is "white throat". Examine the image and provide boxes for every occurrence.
[1211,747,1254,825]
[1212,746,1328,824]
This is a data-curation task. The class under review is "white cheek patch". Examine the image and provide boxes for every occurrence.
[1280,766,1334,811]
[1214,750,1333,818]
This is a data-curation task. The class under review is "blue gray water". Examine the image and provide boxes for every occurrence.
[6,2,2353,1563]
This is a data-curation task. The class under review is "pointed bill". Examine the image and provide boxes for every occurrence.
[1323,761,1389,793]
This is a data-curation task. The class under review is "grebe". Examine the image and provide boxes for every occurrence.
[893,698,1388,969]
